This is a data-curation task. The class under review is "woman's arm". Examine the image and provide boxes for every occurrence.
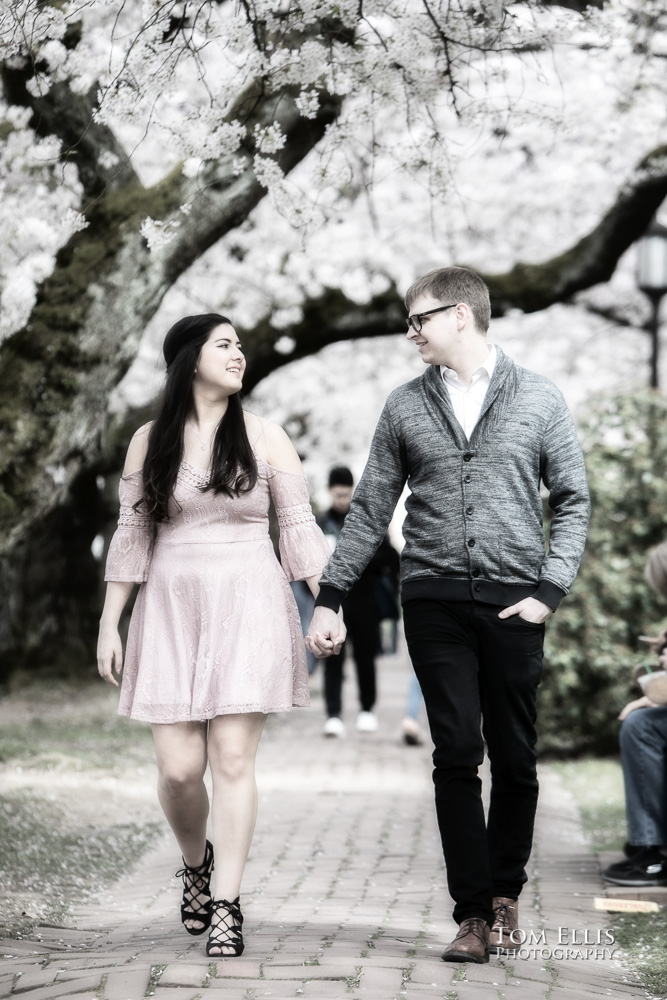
[97,425,152,686]
[261,419,345,648]
[98,581,136,687]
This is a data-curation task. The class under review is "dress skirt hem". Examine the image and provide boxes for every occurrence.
[119,696,310,724]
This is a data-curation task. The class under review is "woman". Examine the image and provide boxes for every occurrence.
[97,313,341,957]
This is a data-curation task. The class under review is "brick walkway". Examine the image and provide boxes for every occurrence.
[0,645,646,1000]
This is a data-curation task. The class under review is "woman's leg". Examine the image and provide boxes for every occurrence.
[206,712,267,954]
[207,712,267,899]
[152,721,210,930]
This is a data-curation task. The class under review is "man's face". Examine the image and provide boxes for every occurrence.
[330,485,353,513]
[405,294,461,366]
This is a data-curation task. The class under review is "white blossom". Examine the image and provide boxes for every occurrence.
[60,210,90,238]
[140,216,182,251]
[295,89,320,119]
[254,123,287,155]
[273,334,297,354]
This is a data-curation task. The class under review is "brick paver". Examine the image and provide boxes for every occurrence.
[0,644,647,999]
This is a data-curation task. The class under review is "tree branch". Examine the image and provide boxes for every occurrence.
[0,51,347,552]
[1,39,139,199]
[482,144,667,314]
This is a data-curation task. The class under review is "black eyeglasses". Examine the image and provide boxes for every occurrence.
[406,303,457,333]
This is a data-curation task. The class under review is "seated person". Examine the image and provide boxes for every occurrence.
[603,542,667,887]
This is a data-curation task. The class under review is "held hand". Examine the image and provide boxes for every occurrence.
[305,606,346,659]
[97,624,123,687]
[498,596,552,624]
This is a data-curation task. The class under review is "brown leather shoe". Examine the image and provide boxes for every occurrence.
[489,896,519,952]
[441,917,490,963]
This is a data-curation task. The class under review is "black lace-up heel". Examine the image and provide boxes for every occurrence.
[206,896,244,956]
[175,839,214,935]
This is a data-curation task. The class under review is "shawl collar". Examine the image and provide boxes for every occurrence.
[422,346,521,447]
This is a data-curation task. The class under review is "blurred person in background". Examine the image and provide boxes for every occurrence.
[307,267,590,963]
[402,673,426,746]
[97,314,338,958]
[317,466,400,737]
[603,541,667,888]
[290,580,318,675]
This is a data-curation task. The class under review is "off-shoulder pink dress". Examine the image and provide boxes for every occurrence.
[104,457,331,724]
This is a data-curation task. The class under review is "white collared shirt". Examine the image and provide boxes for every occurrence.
[440,344,497,440]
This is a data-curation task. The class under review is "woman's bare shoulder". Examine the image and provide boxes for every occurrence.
[243,411,303,474]
[123,422,154,476]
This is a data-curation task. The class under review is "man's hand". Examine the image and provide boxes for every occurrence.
[498,596,552,624]
[305,607,346,658]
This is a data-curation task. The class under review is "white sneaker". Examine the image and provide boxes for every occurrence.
[401,717,424,746]
[356,711,378,733]
[323,716,345,738]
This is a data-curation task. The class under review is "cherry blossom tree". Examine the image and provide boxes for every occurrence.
[0,0,666,675]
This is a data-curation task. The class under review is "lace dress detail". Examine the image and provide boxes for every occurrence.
[267,464,332,581]
[106,456,330,724]
[105,472,154,583]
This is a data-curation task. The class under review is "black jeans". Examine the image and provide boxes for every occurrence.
[403,599,544,926]
[324,599,379,716]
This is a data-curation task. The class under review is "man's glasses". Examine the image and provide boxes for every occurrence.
[406,303,457,333]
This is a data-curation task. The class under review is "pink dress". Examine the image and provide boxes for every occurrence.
[104,457,331,723]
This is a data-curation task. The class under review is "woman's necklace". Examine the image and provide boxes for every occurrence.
[191,422,212,453]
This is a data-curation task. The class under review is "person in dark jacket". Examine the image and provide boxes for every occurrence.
[317,466,400,737]
[306,267,590,964]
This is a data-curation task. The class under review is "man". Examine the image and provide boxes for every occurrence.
[317,466,400,737]
[306,267,590,963]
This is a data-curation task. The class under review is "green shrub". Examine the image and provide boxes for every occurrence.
[539,393,667,756]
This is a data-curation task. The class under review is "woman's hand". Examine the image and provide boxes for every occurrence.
[97,622,123,687]
[305,606,346,658]
[618,695,656,721]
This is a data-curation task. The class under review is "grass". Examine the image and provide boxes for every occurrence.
[551,758,626,850]
[0,679,162,937]
[0,681,155,769]
[553,758,667,999]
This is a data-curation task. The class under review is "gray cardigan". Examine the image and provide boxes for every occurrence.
[316,347,590,612]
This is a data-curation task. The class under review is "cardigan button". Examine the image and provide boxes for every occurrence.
[463,453,473,462]
[466,505,473,515]
[468,538,476,547]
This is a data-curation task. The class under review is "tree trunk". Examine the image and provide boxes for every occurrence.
[0,71,345,679]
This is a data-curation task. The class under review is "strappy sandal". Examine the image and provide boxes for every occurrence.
[174,839,214,935]
[206,896,244,956]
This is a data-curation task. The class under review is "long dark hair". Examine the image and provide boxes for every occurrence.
[140,313,258,523]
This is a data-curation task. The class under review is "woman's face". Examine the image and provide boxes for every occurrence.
[194,323,246,395]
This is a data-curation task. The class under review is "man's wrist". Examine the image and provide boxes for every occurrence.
[533,579,567,612]
[314,585,345,614]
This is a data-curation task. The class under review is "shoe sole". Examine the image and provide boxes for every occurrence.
[603,875,667,886]
[441,950,489,964]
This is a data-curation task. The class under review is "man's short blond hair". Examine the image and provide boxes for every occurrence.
[404,266,491,334]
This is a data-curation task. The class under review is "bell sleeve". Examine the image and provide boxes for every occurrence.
[104,471,154,583]
[268,467,331,581]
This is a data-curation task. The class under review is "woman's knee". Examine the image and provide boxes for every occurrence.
[209,744,255,784]
[157,761,206,794]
